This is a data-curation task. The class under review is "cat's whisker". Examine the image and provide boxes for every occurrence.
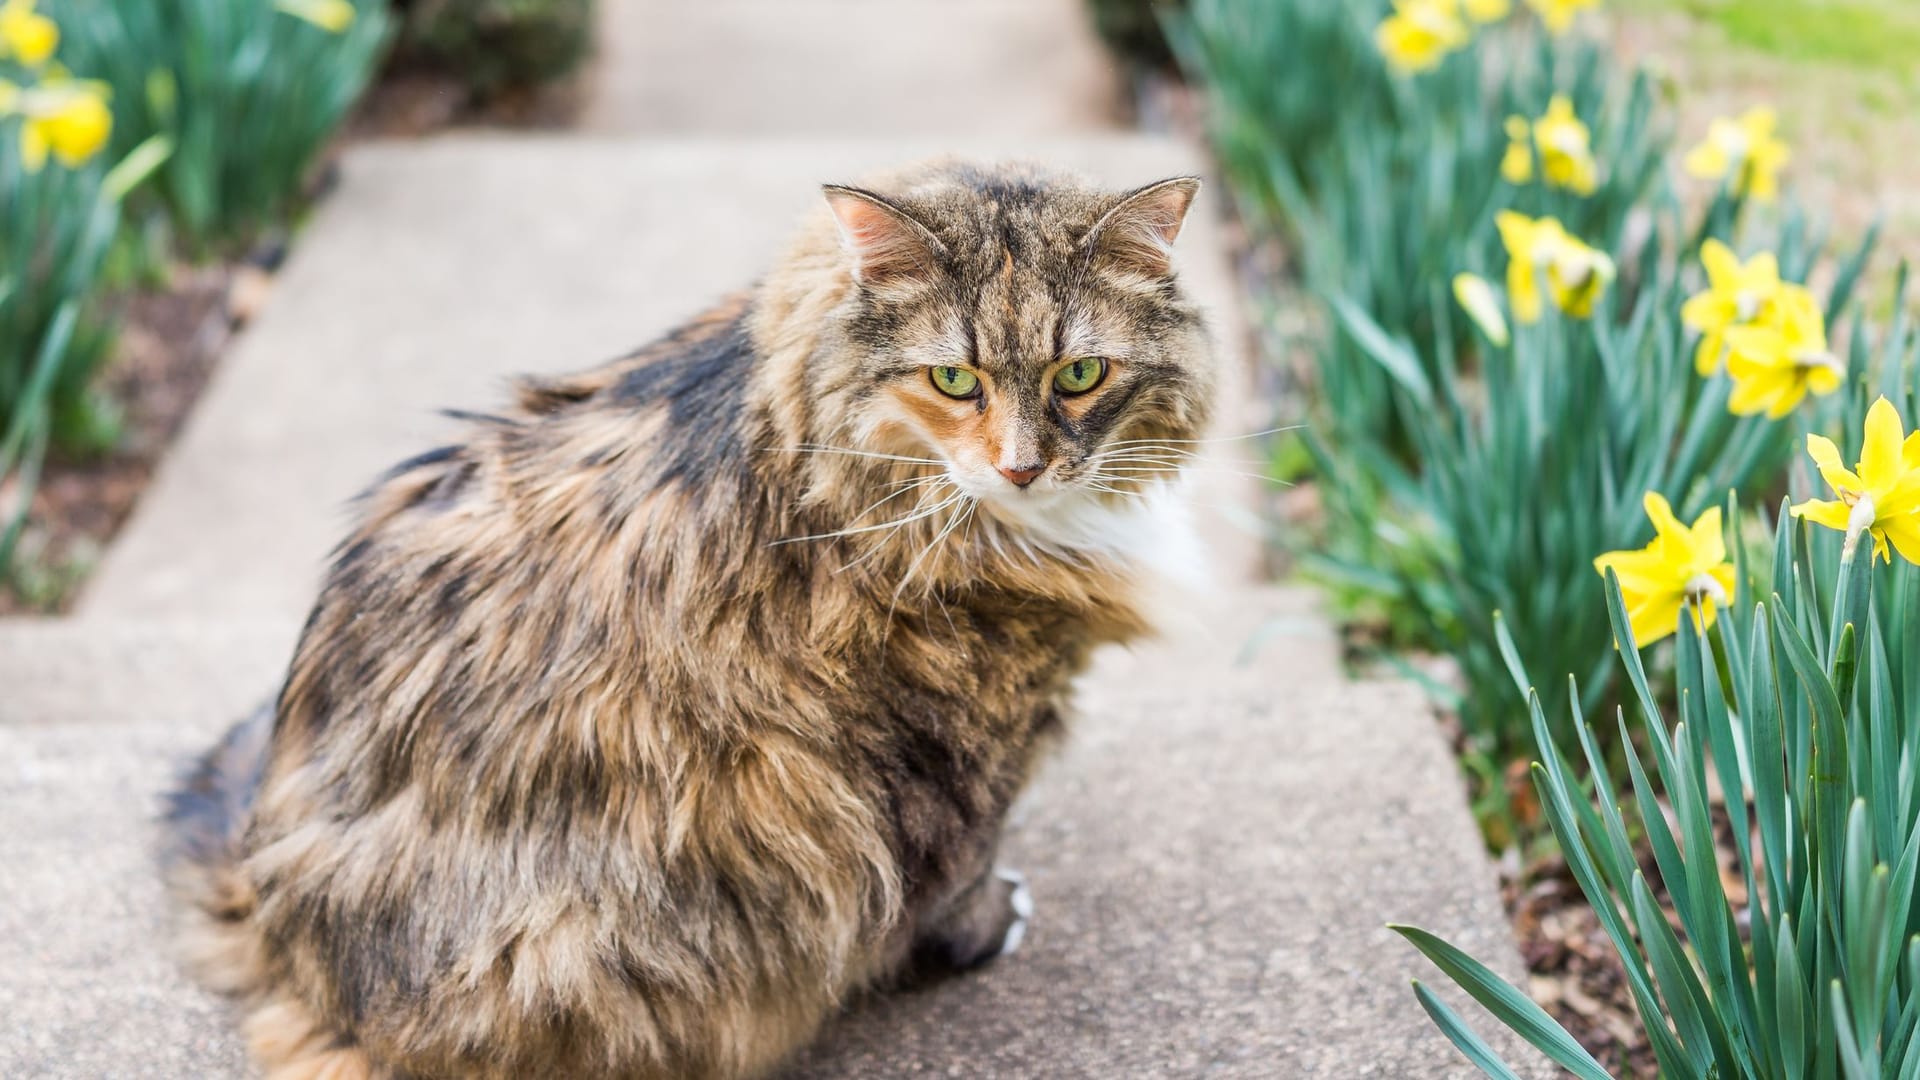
[880,495,974,640]
[835,488,956,574]
[1090,448,1270,469]
[773,445,947,466]
[890,497,972,606]
[1095,465,1290,487]
[770,488,964,546]
[833,480,972,573]
[1100,425,1300,448]
[883,472,946,489]
[837,476,948,532]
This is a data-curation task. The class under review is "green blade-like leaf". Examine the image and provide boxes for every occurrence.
[1391,925,1613,1080]
[1410,981,1529,1080]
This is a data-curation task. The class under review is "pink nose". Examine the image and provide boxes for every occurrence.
[997,463,1045,488]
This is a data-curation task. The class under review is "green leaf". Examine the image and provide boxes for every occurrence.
[101,135,174,203]
[1410,981,1529,1080]
[1391,925,1613,1080]
[1326,292,1434,410]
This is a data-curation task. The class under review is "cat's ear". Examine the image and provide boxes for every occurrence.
[822,185,946,288]
[1084,177,1201,279]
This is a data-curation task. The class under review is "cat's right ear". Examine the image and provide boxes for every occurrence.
[822,185,946,289]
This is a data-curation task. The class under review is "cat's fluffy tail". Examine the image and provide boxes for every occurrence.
[162,707,379,1079]
[160,704,273,995]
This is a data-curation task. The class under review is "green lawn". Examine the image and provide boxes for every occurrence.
[1622,0,1920,73]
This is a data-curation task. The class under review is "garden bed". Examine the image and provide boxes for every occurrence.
[0,267,232,613]
[1142,0,1920,1070]
[0,0,598,613]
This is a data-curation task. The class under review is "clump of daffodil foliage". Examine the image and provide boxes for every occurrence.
[1401,382,1920,1077]
[1168,0,1871,821]
[0,0,170,570]
[48,0,390,252]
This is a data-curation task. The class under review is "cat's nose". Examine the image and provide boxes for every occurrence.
[997,463,1046,488]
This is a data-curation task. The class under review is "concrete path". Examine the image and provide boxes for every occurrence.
[2,3,1543,1076]
[583,0,1124,135]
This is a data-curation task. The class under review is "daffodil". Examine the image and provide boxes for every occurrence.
[1594,492,1736,646]
[274,0,357,32]
[1524,0,1599,34]
[1723,284,1842,419]
[1500,95,1599,195]
[1684,106,1790,203]
[1681,239,1783,376]
[0,76,112,172]
[1500,116,1534,185]
[0,0,58,67]
[1452,272,1510,347]
[1462,0,1512,21]
[1495,211,1615,323]
[1792,399,1920,564]
[1376,0,1469,75]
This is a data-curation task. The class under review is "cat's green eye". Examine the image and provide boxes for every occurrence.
[1053,357,1108,396]
[930,365,981,399]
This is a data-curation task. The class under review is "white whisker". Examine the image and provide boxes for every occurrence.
[884,496,975,637]
[1095,465,1288,486]
[1100,425,1299,448]
[771,488,964,546]
[772,445,947,466]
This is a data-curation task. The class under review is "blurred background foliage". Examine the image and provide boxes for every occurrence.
[1,0,596,596]
[1086,0,1184,72]
[391,0,594,100]
[51,0,392,254]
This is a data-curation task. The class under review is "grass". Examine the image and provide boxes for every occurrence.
[1623,0,1920,73]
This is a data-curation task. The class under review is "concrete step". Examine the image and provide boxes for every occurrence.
[0,591,1535,1078]
[583,0,1124,136]
[79,133,1263,620]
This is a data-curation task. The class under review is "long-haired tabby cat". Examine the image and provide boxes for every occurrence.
[162,159,1216,1079]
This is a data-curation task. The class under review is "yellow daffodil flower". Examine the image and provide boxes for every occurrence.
[1723,284,1841,419]
[1524,0,1599,34]
[1681,239,1783,376]
[1500,116,1534,184]
[1594,492,1736,646]
[1496,211,1615,323]
[1452,272,1510,347]
[0,76,112,172]
[274,0,357,32]
[1684,106,1790,203]
[0,0,58,67]
[1500,95,1599,194]
[1791,398,1920,564]
[1376,0,1469,75]
[1463,0,1512,21]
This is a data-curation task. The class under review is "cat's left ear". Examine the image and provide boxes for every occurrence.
[1084,177,1202,279]
[822,185,947,288]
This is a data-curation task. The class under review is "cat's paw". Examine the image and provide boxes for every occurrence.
[994,868,1032,958]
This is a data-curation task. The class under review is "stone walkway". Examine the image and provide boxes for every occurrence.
[3,2,1537,1076]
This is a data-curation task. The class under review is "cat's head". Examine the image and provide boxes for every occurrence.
[809,163,1215,529]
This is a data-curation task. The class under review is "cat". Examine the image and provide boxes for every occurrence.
[162,159,1217,1080]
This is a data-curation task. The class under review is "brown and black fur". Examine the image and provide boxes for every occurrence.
[162,160,1216,1079]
